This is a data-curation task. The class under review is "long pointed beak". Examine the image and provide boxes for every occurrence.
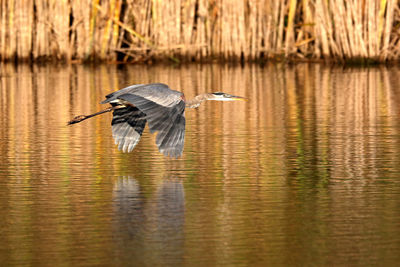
[231,95,247,101]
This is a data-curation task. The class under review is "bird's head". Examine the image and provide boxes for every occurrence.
[209,92,246,101]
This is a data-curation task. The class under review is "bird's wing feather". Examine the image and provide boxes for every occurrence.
[117,93,186,158]
[101,83,183,108]
[103,84,144,101]
[155,110,185,158]
[111,106,147,153]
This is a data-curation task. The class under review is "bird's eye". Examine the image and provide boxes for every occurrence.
[213,92,224,96]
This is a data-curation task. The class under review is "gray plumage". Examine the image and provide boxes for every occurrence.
[101,83,183,108]
[111,106,146,153]
[102,83,186,158]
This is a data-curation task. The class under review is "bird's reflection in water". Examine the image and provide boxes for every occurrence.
[112,176,185,265]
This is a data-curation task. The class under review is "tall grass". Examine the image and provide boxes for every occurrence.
[0,0,399,63]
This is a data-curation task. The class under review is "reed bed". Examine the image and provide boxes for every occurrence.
[0,0,399,63]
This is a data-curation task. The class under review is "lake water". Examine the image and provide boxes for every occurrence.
[1,63,400,266]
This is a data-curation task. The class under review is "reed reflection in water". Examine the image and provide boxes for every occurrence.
[1,63,400,265]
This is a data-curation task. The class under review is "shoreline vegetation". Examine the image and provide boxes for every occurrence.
[1,0,400,64]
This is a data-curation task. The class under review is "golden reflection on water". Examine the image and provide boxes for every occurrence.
[1,63,400,265]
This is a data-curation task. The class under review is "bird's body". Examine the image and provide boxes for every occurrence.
[68,83,245,158]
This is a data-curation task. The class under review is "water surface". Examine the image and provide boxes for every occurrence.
[1,63,400,266]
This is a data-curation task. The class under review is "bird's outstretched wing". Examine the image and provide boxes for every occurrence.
[102,83,186,158]
[101,83,182,107]
[111,106,147,153]
[117,94,186,158]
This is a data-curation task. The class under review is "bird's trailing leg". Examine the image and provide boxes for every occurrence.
[68,106,116,125]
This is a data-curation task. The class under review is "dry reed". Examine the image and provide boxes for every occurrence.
[0,0,399,63]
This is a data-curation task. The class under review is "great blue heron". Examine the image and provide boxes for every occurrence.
[68,83,245,157]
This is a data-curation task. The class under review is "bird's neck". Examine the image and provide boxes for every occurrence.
[185,93,213,108]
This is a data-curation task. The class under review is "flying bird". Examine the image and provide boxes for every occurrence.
[68,83,245,158]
